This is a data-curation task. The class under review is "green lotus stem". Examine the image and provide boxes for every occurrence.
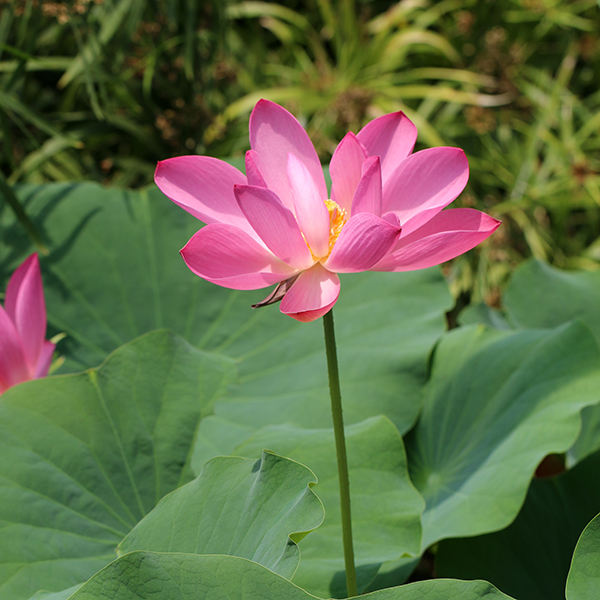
[322,309,357,598]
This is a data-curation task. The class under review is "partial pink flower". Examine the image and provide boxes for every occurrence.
[156,100,500,322]
[0,254,55,394]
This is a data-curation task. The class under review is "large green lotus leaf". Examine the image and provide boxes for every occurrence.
[202,261,448,437]
[504,260,600,339]
[63,552,515,599]
[462,260,600,340]
[1,183,451,435]
[436,450,600,600]
[405,321,600,549]
[118,451,323,580]
[30,587,80,600]
[503,261,600,465]
[363,579,515,600]
[460,261,600,464]
[209,265,450,437]
[192,417,257,469]
[567,512,600,600]
[0,330,234,600]
[569,405,600,466]
[458,302,512,330]
[234,416,424,598]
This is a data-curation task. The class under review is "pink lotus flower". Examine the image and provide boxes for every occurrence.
[0,254,55,394]
[156,100,500,322]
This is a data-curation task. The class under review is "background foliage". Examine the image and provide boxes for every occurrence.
[1,0,600,302]
[2,1,600,599]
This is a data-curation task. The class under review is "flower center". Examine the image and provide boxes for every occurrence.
[324,199,347,257]
[301,199,348,262]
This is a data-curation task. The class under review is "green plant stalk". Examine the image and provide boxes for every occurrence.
[322,309,357,598]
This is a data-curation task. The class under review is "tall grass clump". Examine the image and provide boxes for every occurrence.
[0,0,252,187]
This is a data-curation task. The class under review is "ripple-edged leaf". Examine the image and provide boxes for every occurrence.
[236,416,424,598]
[459,260,600,465]
[567,511,600,600]
[406,321,600,549]
[0,330,234,600]
[64,552,516,599]
[437,450,600,600]
[119,451,324,579]
[504,260,600,340]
